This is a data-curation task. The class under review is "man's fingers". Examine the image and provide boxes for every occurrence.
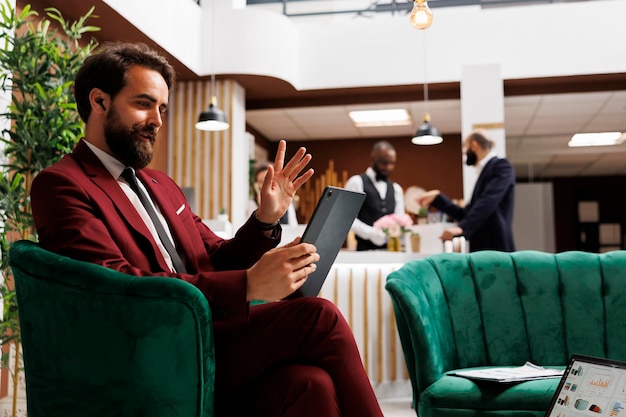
[273,140,286,170]
[282,148,312,180]
[262,165,275,190]
[282,146,307,172]
[292,168,314,191]
[292,252,319,271]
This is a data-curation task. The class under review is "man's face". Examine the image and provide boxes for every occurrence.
[103,66,169,169]
[372,148,397,178]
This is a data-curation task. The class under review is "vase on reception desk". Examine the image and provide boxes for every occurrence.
[387,236,402,252]
[373,213,415,253]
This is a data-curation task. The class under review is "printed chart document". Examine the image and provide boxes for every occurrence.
[451,362,564,383]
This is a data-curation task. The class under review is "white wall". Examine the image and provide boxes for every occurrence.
[102,0,626,90]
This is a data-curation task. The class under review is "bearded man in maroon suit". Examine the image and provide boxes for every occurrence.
[31,42,383,417]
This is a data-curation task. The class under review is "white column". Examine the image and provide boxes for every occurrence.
[460,64,505,203]
[229,82,249,230]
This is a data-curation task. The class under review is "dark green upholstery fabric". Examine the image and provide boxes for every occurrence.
[9,240,215,417]
[385,250,626,417]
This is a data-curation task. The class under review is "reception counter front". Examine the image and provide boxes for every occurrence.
[318,251,426,399]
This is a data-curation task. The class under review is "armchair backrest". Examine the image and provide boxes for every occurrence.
[9,240,215,417]
[386,250,626,401]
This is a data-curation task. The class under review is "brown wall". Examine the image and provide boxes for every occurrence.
[551,176,626,252]
[274,133,465,200]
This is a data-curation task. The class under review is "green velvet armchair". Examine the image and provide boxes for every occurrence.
[385,250,626,417]
[9,240,215,417]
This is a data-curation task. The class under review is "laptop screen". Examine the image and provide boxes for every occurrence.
[545,354,626,417]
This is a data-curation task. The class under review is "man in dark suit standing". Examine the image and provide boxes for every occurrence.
[31,42,384,417]
[418,130,515,252]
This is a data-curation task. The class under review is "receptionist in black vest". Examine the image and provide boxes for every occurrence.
[344,141,405,251]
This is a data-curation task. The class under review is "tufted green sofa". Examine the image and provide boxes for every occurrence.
[9,240,215,417]
[385,250,626,417]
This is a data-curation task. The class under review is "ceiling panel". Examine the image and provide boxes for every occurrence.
[246,91,626,177]
[246,90,626,178]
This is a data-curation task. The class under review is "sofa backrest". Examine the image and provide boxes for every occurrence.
[386,250,626,391]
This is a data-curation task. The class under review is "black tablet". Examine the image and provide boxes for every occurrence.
[285,186,365,299]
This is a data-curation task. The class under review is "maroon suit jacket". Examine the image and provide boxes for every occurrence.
[31,139,280,323]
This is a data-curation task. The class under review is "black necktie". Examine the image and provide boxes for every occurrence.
[121,168,187,273]
[375,173,387,182]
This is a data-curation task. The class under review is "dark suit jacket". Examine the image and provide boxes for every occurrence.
[433,156,515,252]
[31,139,280,323]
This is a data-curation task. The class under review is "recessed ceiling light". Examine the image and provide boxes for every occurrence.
[568,132,625,147]
[349,109,411,127]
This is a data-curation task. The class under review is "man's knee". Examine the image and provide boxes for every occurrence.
[284,365,340,416]
[297,297,343,326]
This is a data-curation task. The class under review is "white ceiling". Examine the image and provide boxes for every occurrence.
[246,90,626,179]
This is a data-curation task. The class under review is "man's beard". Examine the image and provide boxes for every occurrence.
[465,149,477,166]
[104,106,156,169]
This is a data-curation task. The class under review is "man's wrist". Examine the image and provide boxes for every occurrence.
[253,210,279,231]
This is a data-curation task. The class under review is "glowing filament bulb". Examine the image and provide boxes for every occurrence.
[410,0,433,30]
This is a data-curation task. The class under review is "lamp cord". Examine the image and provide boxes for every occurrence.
[211,2,216,102]
[422,31,429,117]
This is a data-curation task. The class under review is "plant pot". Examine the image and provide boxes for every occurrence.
[410,234,421,252]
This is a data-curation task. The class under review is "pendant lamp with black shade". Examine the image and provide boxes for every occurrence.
[195,3,229,132]
[196,73,229,132]
[413,113,442,145]
[411,32,442,145]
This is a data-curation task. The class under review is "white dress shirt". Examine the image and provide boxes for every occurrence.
[84,140,177,272]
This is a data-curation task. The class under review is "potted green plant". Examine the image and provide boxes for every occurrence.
[0,2,99,415]
[417,206,429,224]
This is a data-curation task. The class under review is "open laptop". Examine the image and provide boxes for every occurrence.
[545,354,626,417]
[285,186,365,299]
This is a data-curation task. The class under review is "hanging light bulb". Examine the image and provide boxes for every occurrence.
[410,0,433,30]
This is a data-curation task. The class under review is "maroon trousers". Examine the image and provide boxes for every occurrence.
[213,297,384,417]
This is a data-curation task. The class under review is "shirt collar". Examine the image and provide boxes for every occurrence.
[83,139,127,180]
[366,167,387,182]
[477,150,497,171]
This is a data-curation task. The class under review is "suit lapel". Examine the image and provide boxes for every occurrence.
[72,140,172,271]
[470,157,497,202]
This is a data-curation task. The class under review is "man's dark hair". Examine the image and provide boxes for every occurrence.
[468,130,495,150]
[74,42,176,122]
[371,140,394,155]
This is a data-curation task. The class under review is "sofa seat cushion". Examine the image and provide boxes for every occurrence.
[420,369,564,416]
